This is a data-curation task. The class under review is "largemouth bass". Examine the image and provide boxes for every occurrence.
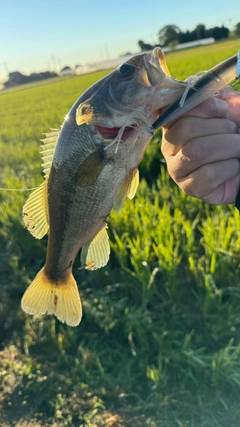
[21,47,186,327]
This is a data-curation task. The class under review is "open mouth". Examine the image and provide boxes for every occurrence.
[96,125,135,141]
[95,109,162,141]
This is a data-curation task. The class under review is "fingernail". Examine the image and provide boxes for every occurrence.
[213,98,228,113]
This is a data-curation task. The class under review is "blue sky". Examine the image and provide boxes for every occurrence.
[0,0,239,82]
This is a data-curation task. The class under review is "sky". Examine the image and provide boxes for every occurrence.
[0,0,239,82]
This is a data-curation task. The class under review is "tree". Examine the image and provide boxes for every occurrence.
[178,30,195,44]
[194,24,206,40]
[158,25,181,47]
[206,25,229,40]
[234,22,240,37]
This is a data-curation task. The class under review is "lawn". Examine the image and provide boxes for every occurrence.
[1,39,240,426]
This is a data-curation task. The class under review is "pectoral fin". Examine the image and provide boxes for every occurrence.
[74,149,108,187]
[114,168,139,211]
[22,181,49,239]
[81,226,110,270]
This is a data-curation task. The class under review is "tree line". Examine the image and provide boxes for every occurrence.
[138,22,240,50]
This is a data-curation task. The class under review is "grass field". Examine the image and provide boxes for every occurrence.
[1,39,240,426]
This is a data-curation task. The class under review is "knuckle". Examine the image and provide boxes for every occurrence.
[206,97,224,115]
[174,117,192,138]
[178,165,215,199]
[199,163,215,182]
[225,119,239,134]
[166,163,177,181]
[166,117,190,142]
[199,97,228,117]
[181,141,202,164]
[180,178,198,197]
[161,138,168,156]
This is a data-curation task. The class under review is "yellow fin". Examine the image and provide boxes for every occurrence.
[21,267,82,327]
[81,226,110,270]
[22,181,49,239]
[127,168,139,200]
[40,128,59,179]
[74,149,108,187]
[157,48,171,77]
[114,168,139,211]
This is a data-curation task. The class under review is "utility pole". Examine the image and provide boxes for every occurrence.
[51,54,58,72]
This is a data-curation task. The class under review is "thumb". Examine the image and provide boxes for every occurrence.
[162,96,228,131]
[182,96,228,119]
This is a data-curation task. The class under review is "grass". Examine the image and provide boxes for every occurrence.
[1,39,240,426]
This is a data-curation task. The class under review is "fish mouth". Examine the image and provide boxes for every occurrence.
[96,125,135,141]
[95,109,162,141]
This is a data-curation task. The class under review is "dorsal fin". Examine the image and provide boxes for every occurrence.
[22,181,49,239]
[81,226,110,270]
[40,129,59,179]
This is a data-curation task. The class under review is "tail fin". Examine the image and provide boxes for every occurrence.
[21,268,82,327]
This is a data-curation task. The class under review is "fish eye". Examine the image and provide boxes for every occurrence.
[119,63,135,79]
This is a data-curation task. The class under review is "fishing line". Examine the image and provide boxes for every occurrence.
[0,187,38,191]
[179,71,208,107]
[178,68,231,109]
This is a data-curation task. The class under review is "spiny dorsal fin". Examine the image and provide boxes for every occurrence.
[81,226,110,270]
[22,181,49,239]
[114,168,139,211]
[40,128,59,179]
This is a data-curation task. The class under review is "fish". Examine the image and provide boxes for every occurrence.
[152,53,238,130]
[21,47,187,327]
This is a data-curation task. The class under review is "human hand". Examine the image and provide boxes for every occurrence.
[161,88,240,205]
